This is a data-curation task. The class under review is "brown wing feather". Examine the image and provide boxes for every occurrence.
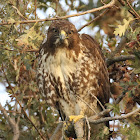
[81,34,110,106]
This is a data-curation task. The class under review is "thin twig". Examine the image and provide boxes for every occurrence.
[126,0,140,19]
[78,9,109,32]
[89,92,105,110]
[88,86,129,120]
[76,95,97,114]
[1,64,47,140]
[85,116,91,140]
[55,0,59,16]
[12,5,27,20]
[0,0,116,25]
[34,0,37,19]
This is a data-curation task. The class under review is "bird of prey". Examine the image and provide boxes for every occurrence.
[37,20,110,139]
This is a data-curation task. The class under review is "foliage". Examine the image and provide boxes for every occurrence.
[0,0,140,139]
[114,17,133,37]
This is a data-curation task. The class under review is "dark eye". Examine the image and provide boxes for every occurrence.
[69,30,74,35]
[52,28,57,32]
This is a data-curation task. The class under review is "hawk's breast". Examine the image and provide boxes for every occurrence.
[45,48,79,86]
[38,47,83,99]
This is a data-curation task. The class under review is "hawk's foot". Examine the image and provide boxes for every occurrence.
[63,115,85,140]
[69,115,84,123]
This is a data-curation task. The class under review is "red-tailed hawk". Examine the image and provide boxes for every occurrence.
[37,20,110,139]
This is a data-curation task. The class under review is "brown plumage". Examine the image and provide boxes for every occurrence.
[37,20,110,139]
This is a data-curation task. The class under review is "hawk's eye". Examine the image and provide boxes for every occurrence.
[69,30,74,35]
[52,28,57,33]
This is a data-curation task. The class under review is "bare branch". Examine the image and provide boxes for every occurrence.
[88,108,140,124]
[0,0,116,25]
[0,103,20,140]
[106,55,135,67]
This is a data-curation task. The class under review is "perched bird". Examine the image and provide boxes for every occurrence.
[37,20,110,139]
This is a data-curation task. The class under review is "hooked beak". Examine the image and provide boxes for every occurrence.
[54,30,68,46]
[59,30,66,42]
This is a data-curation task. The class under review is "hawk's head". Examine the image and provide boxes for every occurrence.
[46,20,79,49]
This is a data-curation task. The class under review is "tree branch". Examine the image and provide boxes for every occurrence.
[62,107,139,138]
[88,108,140,124]
[126,0,140,19]
[0,103,20,140]
[0,0,116,25]
[106,55,135,67]
[87,86,134,124]
[1,64,47,140]
[85,86,129,121]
